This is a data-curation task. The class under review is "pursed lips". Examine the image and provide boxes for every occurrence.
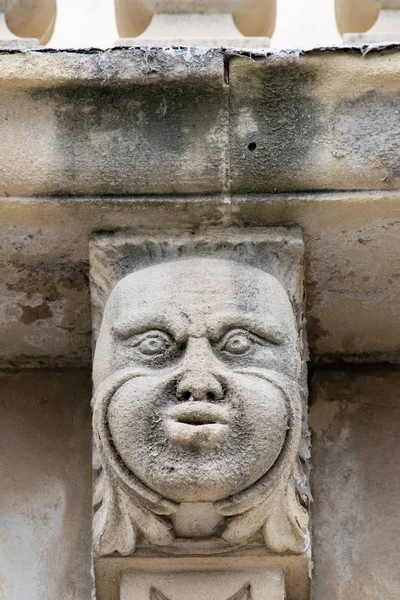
[167,402,229,427]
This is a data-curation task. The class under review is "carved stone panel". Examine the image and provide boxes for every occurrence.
[120,568,285,600]
[90,229,309,559]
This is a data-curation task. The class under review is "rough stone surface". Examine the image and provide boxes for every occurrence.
[89,228,305,340]
[0,369,92,600]
[229,49,400,192]
[231,192,400,363]
[310,368,400,599]
[0,196,229,369]
[0,192,398,367]
[0,47,228,196]
[1,47,400,195]
[90,231,309,559]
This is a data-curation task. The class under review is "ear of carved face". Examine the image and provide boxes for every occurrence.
[92,258,308,555]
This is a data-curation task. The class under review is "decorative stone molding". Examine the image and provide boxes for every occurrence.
[114,0,275,47]
[120,567,285,600]
[336,0,400,43]
[95,554,310,600]
[0,0,55,47]
[90,228,309,564]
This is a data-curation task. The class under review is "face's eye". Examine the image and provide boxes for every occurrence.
[131,330,173,357]
[219,330,254,356]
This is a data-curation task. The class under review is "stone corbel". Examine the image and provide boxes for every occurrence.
[90,228,311,600]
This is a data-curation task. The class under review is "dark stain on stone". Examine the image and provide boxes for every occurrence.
[2,351,93,369]
[6,259,89,301]
[19,301,52,324]
[229,58,322,192]
[29,77,226,195]
[307,315,330,347]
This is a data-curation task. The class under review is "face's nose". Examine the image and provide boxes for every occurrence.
[176,338,224,402]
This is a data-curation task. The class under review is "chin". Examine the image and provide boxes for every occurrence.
[146,469,247,503]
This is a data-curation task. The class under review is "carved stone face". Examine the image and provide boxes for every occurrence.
[94,258,299,503]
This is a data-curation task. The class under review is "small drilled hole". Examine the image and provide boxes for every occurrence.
[248,142,257,151]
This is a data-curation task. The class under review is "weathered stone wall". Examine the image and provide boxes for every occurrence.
[0,46,398,599]
[0,369,92,599]
[310,368,400,598]
[0,47,399,370]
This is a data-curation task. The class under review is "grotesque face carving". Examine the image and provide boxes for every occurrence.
[92,257,307,556]
[94,258,298,503]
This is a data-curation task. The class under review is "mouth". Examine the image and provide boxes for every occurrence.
[165,402,229,448]
[168,402,229,426]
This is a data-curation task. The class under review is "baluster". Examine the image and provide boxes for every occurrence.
[114,0,276,48]
[0,0,56,47]
[337,0,400,44]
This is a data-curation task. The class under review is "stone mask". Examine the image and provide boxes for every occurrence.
[92,258,308,556]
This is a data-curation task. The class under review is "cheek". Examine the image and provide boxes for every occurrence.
[107,378,169,451]
[251,345,299,381]
[231,377,288,444]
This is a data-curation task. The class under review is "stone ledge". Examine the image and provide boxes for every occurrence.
[0,46,400,194]
[0,191,398,368]
[229,49,400,192]
[0,47,229,196]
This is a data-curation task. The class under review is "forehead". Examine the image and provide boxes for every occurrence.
[108,258,292,318]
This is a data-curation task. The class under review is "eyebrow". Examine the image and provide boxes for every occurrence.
[206,312,289,345]
[112,311,289,345]
[111,312,186,342]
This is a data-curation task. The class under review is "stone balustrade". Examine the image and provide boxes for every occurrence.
[337,0,400,43]
[115,0,276,47]
[4,0,400,51]
[0,0,359,50]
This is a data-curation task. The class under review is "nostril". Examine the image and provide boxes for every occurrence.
[178,390,217,402]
